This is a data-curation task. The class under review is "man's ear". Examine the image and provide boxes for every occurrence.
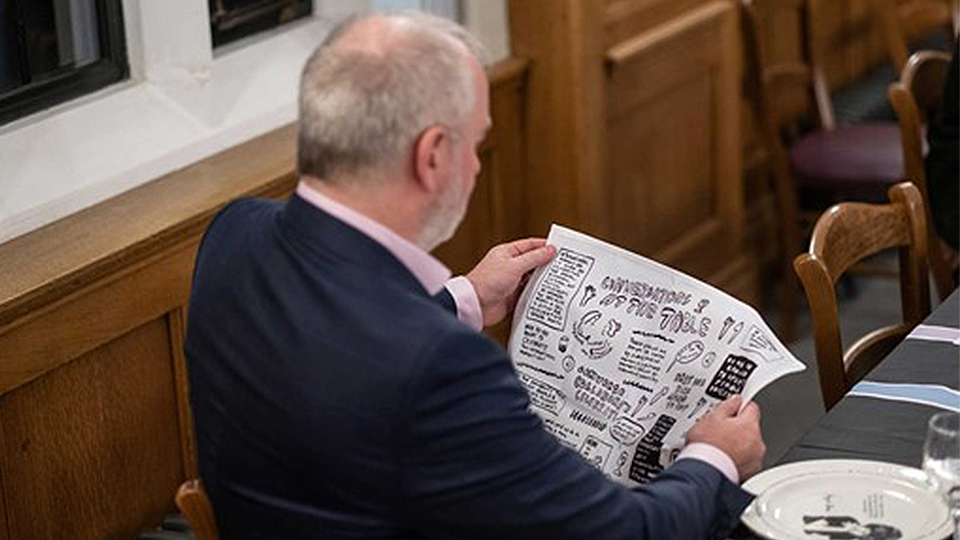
[413,125,450,194]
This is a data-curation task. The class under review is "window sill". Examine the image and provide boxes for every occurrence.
[0,16,330,245]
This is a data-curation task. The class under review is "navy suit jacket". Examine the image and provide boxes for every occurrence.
[185,194,752,539]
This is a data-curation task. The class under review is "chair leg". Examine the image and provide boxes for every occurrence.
[778,256,799,343]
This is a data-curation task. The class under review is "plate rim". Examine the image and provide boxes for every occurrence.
[741,459,953,540]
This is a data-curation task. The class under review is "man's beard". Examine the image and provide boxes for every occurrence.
[420,168,470,252]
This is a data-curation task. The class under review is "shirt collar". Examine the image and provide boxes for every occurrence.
[295,180,452,295]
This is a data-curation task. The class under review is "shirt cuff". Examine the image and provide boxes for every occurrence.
[676,442,740,485]
[445,276,483,332]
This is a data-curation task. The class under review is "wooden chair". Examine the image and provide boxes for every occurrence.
[873,0,958,72]
[175,479,220,540]
[742,0,906,342]
[794,182,930,410]
[889,50,958,300]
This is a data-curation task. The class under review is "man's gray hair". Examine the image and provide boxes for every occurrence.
[297,12,487,183]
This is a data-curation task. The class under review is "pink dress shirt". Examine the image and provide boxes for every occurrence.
[295,180,738,484]
[296,182,484,331]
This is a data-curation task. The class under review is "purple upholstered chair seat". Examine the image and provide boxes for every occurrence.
[789,123,904,199]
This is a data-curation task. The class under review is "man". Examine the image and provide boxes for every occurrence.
[185,12,765,540]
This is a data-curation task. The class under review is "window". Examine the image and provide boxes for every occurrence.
[209,0,313,48]
[0,0,127,126]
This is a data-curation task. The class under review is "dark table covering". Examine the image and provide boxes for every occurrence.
[779,289,959,468]
[734,289,959,540]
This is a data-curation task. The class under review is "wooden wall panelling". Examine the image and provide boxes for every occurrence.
[603,0,711,46]
[0,317,184,540]
[0,240,198,396]
[509,0,757,304]
[508,0,608,238]
[605,2,744,284]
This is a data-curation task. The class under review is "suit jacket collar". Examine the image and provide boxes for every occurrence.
[278,193,429,296]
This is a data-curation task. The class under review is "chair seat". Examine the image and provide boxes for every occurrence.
[790,123,904,199]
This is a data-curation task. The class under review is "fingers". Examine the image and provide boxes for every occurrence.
[712,394,742,417]
[739,401,761,423]
[503,237,547,256]
[513,245,556,272]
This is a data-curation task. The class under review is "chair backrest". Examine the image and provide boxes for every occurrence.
[889,50,956,299]
[873,0,958,71]
[793,182,930,410]
[175,479,220,540]
[743,0,837,133]
[741,0,802,245]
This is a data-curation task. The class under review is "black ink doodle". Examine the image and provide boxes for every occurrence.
[573,310,602,345]
[600,293,628,308]
[648,386,669,406]
[558,335,570,353]
[610,416,646,445]
[630,395,649,417]
[632,330,675,344]
[727,321,744,345]
[579,284,597,307]
[635,412,656,423]
[584,341,613,360]
[629,414,677,483]
[517,372,566,416]
[659,306,711,337]
[526,248,594,331]
[569,409,607,431]
[579,436,613,469]
[518,324,555,363]
[626,298,657,319]
[664,384,692,412]
[665,340,705,373]
[623,381,654,393]
[600,276,692,306]
[718,316,736,341]
[602,319,622,338]
[614,451,629,477]
[573,311,615,359]
[516,362,564,380]
[705,355,758,400]
[740,324,784,362]
[562,355,576,373]
[701,351,717,368]
[687,397,707,419]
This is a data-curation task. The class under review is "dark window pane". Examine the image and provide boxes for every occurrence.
[210,0,312,49]
[0,0,126,126]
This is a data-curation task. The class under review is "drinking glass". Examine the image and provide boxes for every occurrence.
[923,411,960,540]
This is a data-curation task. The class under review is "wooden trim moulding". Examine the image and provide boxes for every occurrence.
[0,124,300,330]
[0,55,531,358]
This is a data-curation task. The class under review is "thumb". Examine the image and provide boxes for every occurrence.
[712,395,742,417]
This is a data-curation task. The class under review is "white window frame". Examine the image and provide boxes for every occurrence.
[0,0,505,245]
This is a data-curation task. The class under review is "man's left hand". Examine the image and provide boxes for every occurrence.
[466,238,556,327]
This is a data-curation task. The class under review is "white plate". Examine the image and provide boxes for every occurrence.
[741,459,953,540]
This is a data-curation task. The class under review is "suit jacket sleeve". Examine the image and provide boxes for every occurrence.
[397,329,751,540]
[432,288,458,315]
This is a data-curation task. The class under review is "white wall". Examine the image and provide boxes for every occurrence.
[0,0,508,244]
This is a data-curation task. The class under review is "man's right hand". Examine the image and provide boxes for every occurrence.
[685,395,765,481]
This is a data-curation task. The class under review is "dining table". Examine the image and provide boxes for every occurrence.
[734,288,960,540]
